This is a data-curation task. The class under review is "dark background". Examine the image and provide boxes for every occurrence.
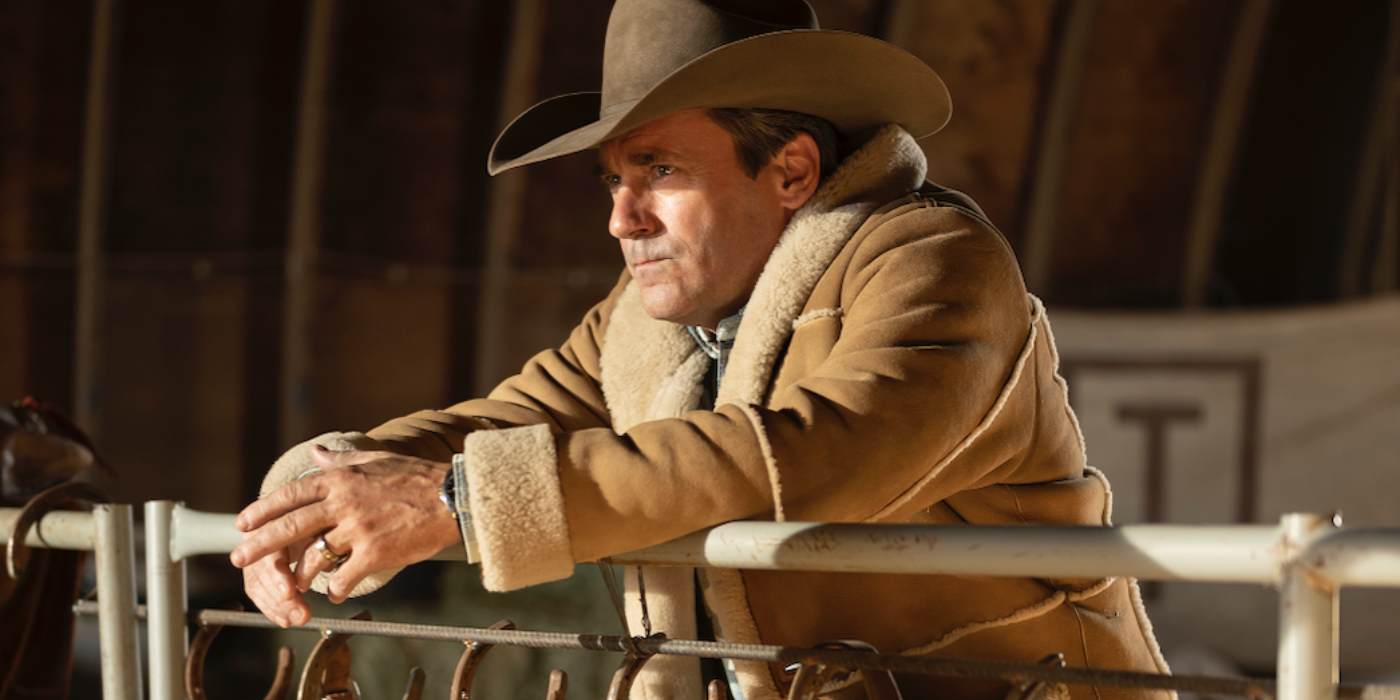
[2,0,1393,512]
[1,0,1396,695]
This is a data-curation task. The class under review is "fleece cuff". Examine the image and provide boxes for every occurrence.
[463,423,574,591]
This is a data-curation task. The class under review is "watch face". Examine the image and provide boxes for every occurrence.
[440,469,456,509]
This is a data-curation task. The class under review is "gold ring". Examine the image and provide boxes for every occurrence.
[314,535,349,569]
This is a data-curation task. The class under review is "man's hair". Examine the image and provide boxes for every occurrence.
[705,108,840,182]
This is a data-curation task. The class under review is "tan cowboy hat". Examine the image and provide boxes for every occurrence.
[487,0,951,174]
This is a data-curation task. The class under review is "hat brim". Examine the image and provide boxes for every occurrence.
[487,30,951,175]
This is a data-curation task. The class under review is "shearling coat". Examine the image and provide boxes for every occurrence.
[263,126,1170,700]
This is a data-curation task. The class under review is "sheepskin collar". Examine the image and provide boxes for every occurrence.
[601,125,928,430]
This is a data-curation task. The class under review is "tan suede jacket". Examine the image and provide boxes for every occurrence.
[264,126,1170,700]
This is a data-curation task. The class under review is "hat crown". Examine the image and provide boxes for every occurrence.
[600,0,818,116]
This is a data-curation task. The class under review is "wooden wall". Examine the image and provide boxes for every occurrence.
[0,0,1394,514]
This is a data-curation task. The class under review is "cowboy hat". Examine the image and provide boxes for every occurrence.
[487,0,951,174]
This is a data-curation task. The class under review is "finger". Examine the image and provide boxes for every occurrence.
[243,551,309,628]
[258,583,312,628]
[325,547,375,605]
[241,550,293,607]
[231,503,335,568]
[287,535,313,568]
[235,536,293,596]
[290,535,320,593]
[235,477,327,532]
[294,532,349,593]
[286,598,312,627]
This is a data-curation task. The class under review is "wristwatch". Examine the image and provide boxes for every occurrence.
[441,454,480,563]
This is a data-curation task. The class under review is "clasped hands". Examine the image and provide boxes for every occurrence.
[230,446,462,628]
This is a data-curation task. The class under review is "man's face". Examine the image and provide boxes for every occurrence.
[597,110,791,329]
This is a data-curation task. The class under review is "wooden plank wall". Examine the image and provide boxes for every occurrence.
[0,1,90,414]
[0,0,1393,516]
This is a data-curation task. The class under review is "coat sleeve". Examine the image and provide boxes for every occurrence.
[246,274,632,598]
[466,204,1071,592]
[360,274,629,459]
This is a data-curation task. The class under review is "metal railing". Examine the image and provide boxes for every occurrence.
[6,503,1400,700]
[2,505,143,699]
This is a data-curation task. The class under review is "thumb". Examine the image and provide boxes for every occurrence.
[310,444,397,471]
[310,443,356,471]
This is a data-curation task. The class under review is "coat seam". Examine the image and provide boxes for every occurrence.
[1071,603,1105,700]
[736,403,785,521]
[866,296,1041,520]
[902,590,1068,656]
[791,307,843,330]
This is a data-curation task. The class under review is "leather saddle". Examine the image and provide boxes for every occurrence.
[0,398,111,700]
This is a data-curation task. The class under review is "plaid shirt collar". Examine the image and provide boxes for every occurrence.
[687,307,744,387]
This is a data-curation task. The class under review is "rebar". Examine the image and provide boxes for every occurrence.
[70,594,1400,699]
[192,608,1269,697]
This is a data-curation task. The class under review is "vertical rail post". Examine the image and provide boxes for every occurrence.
[279,0,339,447]
[473,0,547,395]
[145,500,188,700]
[73,0,121,435]
[1370,0,1400,293]
[1338,0,1398,298]
[1276,513,1339,700]
[876,0,922,47]
[93,504,142,700]
[1019,0,1099,294]
[1180,0,1276,307]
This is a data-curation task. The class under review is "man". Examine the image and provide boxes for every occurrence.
[231,1,1171,698]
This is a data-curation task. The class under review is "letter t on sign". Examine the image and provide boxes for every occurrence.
[1116,402,1203,524]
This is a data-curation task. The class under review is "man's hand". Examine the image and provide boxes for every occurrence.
[230,447,462,625]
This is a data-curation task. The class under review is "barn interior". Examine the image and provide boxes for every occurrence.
[1,0,1397,697]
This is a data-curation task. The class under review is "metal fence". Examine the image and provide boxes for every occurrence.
[6,503,1400,700]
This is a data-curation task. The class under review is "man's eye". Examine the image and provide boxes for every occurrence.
[602,174,621,188]
[654,165,674,177]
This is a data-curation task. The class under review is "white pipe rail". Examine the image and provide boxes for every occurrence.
[0,508,97,550]
[610,521,1290,582]
[8,504,1400,700]
[92,505,143,700]
[1276,514,1338,700]
[144,501,187,700]
[1,506,145,700]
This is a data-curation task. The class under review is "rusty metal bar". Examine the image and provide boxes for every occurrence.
[190,608,1276,697]
[65,602,1400,700]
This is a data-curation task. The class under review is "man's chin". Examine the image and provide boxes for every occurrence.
[638,288,695,326]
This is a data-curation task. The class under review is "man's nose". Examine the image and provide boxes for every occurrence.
[609,187,655,240]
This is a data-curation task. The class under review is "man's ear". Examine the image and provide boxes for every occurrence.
[774,133,821,212]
